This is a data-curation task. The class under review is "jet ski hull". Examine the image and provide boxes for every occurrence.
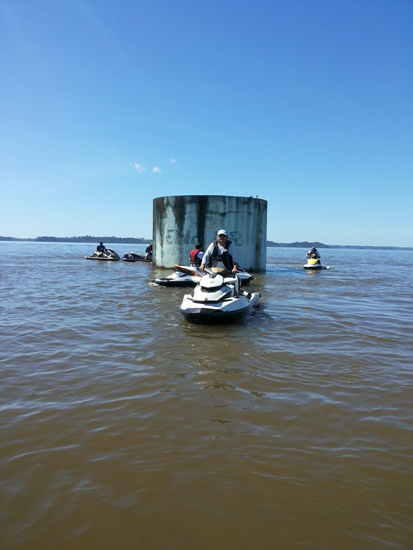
[303,257,324,269]
[85,249,120,261]
[123,252,152,262]
[180,293,260,324]
[85,256,119,261]
[303,263,324,270]
[155,274,200,287]
[179,272,260,324]
[154,265,253,287]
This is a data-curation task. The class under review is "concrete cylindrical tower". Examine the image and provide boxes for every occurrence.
[152,195,267,271]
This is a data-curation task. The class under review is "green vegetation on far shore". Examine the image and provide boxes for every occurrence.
[0,236,411,250]
[0,235,151,244]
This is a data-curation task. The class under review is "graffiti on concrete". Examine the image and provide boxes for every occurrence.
[228,231,243,247]
[162,229,244,248]
[164,229,202,246]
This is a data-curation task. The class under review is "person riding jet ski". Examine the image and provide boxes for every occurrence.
[306,246,320,261]
[200,229,239,276]
[96,242,106,256]
[189,243,204,267]
[145,244,153,261]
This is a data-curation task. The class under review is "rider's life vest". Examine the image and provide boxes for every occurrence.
[189,249,202,266]
[207,240,234,270]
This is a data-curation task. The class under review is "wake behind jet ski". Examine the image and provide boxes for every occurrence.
[154,264,253,287]
[179,270,260,324]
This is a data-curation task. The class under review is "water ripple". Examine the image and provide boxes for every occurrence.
[0,244,412,549]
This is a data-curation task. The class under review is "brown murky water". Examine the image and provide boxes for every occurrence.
[1,243,412,549]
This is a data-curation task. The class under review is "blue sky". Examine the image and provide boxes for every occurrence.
[1,0,412,246]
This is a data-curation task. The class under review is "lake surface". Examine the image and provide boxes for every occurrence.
[1,242,412,549]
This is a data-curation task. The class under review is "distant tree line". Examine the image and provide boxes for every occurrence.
[267,241,327,248]
[0,236,410,250]
[266,241,411,250]
[0,235,151,244]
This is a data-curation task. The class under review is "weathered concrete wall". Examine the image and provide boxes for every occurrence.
[152,195,267,271]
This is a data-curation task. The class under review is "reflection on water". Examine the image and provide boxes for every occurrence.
[0,243,412,549]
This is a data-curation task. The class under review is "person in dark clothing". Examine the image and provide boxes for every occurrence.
[96,242,106,256]
[145,244,153,260]
[306,246,321,264]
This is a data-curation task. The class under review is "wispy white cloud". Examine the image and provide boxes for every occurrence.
[130,159,175,175]
[130,162,147,173]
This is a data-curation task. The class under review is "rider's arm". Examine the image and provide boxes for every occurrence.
[228,243,239,270]
[200,244,213,270]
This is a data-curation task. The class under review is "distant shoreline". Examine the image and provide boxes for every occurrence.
[0,236,151,245]
[0,236,411,250]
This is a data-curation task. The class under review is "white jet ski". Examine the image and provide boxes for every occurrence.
[85,249,120,261]
[179,271,260,324]
[154,264,253,287]
[123,252,152,262]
